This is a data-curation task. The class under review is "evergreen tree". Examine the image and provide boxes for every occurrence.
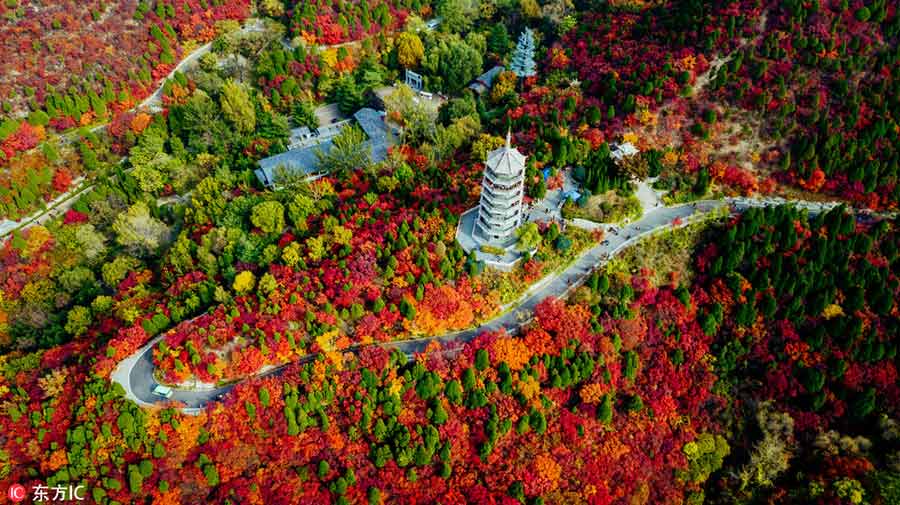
[292,101,318,130]
[597,394,613,424]
[509,29,537,78]
[333,75,364,115]
[220,80,256,134]
[488,24,510,55]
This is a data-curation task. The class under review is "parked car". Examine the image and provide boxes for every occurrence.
[152,385,173,399]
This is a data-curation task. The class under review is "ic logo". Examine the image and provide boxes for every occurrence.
[8,484,27,502]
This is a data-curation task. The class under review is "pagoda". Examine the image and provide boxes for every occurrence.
[473,131,527,246]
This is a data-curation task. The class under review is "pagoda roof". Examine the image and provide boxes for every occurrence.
[485,134,527,177]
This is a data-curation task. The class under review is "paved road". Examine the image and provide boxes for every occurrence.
[116,332,303,410]
[130,19,275,112]
[386,200,727,354]
[137,41,214,113]
[113,197,866,410]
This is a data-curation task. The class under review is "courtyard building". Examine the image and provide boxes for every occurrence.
[254,108,395,187]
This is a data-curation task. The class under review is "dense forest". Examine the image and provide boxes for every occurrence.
[2,210,897,503]
[0,0,898,503]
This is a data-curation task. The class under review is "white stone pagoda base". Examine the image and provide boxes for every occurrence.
[455,207,524,271]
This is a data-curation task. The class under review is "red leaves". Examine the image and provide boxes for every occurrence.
[708,162,759,195]
[533,297,593,349]
[63,209,88,224]
[412,284,475,334]
[107,111,135,140]
[615,316,647,352]
[51,167,73,193]
[799,168,826,192]
[3,270,730,505]
[319,16,345,46]
[48,116,77,131]
[93,325,150,377]
[0,0,251,147]
[232,346,267,377]
[0,121,40,161]
[546,45,571,71]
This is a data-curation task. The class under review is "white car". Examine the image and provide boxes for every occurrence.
[152,385,173,399]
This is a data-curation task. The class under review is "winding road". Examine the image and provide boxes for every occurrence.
[112,196,857,411]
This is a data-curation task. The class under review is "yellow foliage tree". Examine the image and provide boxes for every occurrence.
[822,303,843,320]
[490,337,532,371]
[38,368,68,398]
[396,32,425,68]
[471,134,505,162]
[259,0,284,17]
[23,225,51,259]
[516,373,540,401]
[130,112,152,134]
[281,242,301,267]
[520,0,541,18]
[331,225,353,247]
[490,71,518,104]
[621,131,639,145]
[321,48,338,69]
[532,453,562,492]
[306,235,327,261]
[42,449,68,473]
[232,271,255,294]
[579,383,606,404]
[316,329,339,353]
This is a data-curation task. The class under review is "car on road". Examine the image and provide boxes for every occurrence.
[601,240,609,245]
[152,385,173,399]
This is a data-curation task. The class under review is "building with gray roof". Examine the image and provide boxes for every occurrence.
[468,66,505,95]
[610,141,639,161]
[255,107,395,187]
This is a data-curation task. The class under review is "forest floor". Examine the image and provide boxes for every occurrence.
[565,190,643,224]
[605,216,713,287]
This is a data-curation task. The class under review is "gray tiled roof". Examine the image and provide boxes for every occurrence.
[353,107,386,139]
[486,143,526,177]
[468,65,504,94]
[255,138,335,187]
[291,126,311,138]
[255,108,395,187]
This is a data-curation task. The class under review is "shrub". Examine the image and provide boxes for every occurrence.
[855,7,871,22]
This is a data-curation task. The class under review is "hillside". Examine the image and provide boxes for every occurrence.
[0,1,898,504]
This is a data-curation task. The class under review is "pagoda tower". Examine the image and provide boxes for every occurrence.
[473,131,527,245]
